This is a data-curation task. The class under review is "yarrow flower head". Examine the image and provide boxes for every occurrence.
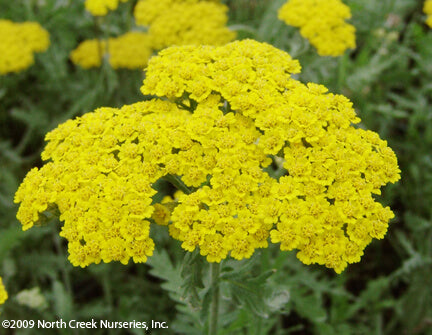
[278,0,356,56]
[134,0,235,50]
[85,0,129,16]
[15,39,400,273]
[0,277,7,306]
[424,0,432,28]
[0,20,50,75]
[70,32,153,69]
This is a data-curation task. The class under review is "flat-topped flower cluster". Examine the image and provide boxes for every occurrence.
[134,0,235,50]
[85,0,129,16]
[0,277,7,306]
[72,0,234,70]
[70,32,154,69]
[278,0,356,56]
[425,0,432,27]
[15,40,400,273]
[0,20,50,75]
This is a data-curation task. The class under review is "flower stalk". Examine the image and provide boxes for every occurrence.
[209,262,220,335]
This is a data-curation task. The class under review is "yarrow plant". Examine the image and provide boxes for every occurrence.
[134,0,235,50]
[85,0,129,16]
[0,20,50,75]
[278,0,356,56]
[424,0,432,28]
[15,39,400,274]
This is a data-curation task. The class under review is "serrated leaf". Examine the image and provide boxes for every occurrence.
[220,254,260,281]
[291,290,327,323]
[147,249,182,297]
[52,280,73,319]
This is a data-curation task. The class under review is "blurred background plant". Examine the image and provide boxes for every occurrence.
[0,0,431,334]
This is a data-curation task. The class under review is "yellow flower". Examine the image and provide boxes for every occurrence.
[70,32,153,69]
[15,40,400,273]
[70,39,106,69]
[134,0,235,49]
[108,32,154,69]
[141,40,399,272]
[424,0,432,28]
[278,0,356,56]
[85,0,129,16]
[0,20,50,75]
[0,277,7,306]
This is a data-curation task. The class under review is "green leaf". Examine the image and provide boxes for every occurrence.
[52,280,73,319]
[0,226,24,262]
[291,290,327,323]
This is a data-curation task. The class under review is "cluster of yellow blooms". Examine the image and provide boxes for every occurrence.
[0,20,50,75]
[73,0,233,69]
[85,0,129,16]
[70,32,153,69]
[15,40,400,273]
[134,0,235,50]
[278,0,356,56]
[424,0,432,27]
[0,277,7,306]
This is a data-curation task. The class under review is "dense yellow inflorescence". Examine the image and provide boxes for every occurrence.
[0,20,50,75]
[15,40,400,273]
[134,0,235,50]
[85,0,129,16]
[278,0,356,56]
[0,277,7,306]
[425,0,432,27]
[70,32,153,69]
[70,39,106,69]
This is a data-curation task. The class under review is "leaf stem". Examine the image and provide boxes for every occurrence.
[209,262,220,335]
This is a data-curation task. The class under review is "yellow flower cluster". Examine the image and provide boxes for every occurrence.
[134,0,235,50]
[425,0,432,28]
[70,39,105,69]
[70,32,153,69]
[15,40,400,273]
[141,40,399,272]
[278,0,356,56]
[0,20,50,75]
[85,0,129,16]
[0,277,7,306]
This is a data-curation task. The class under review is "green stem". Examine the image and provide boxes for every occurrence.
[209,262,220,335]
[52,230,73,303]
[102,272,115,335]
[337,53,348,93]
[93,17,104,61]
